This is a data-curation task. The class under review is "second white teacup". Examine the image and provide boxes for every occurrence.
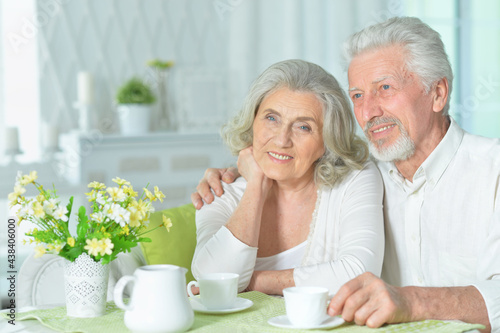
[187,273,239,310]
[283,286,330,328]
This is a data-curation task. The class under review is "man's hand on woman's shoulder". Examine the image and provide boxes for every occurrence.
[191,167,240,209]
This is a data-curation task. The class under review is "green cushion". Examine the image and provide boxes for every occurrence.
[139,203,197,283]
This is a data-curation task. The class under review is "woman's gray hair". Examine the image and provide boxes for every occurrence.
[221,59,368,188]
[344,16,453,115]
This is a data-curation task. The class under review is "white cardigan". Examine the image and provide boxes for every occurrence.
[191,161,384,293]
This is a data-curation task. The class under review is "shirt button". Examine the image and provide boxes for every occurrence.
[412,234,418,242]
[417,277,423,284]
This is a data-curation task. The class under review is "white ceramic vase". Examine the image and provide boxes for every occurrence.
[64,253,109,318]
[117,104,152,136]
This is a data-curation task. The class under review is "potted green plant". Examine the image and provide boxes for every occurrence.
[116,77,156,135]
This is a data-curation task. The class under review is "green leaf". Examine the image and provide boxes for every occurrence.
[59,196,74,234]
[100,252,119,265]
[60,244,85,262]
[66,196,74,219]
[111,236,138,256]
[137,237,151,243]
[100,256,112,265]
[76,206,89,241]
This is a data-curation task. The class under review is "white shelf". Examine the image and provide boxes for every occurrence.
[59,131,235,208]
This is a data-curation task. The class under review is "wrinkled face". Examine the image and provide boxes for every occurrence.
[348,45,437,161]
[252,87,325,185]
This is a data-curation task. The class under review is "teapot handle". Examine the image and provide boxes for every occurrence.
[187,280,199,298]
[114,275,135,311]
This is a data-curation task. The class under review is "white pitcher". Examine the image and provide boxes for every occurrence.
[114,265,194,333]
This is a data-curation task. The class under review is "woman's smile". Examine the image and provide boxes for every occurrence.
[267,151,293,161]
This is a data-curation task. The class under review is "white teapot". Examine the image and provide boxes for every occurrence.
[114,265,194,333]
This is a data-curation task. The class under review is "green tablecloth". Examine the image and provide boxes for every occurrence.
[3,292,484,332]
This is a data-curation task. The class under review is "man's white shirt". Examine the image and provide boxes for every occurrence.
[377,118,500,331]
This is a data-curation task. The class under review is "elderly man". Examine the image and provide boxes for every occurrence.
[191,17,500,331]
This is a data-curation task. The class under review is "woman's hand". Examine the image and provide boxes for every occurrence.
[238,147,273,194]
[223,147,273,247]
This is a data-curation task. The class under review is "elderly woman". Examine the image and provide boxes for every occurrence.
[191,59,384,295]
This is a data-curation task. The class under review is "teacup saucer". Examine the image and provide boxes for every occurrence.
[189,296,253,314]
[267,315,344,329]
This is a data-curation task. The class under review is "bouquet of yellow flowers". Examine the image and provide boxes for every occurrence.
[9,171,172,265]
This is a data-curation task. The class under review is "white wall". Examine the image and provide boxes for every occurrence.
[36,0,233,134]
[1,1,40,162]
[35,0,393,136]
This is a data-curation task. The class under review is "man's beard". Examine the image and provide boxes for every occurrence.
[364,117,415,162]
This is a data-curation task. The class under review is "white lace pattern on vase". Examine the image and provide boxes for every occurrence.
[64,252,110,317]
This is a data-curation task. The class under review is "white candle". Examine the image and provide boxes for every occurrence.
[42,123,59,149]
[5,127,20,151]
[77,71,94,104]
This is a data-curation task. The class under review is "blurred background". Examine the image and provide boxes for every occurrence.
[1,0,499,307]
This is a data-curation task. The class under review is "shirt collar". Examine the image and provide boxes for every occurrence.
[377,117,464,191]
[418,117,463,189]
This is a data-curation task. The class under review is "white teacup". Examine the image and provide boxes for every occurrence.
[283,286,330,327]
[187,273,239,310]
